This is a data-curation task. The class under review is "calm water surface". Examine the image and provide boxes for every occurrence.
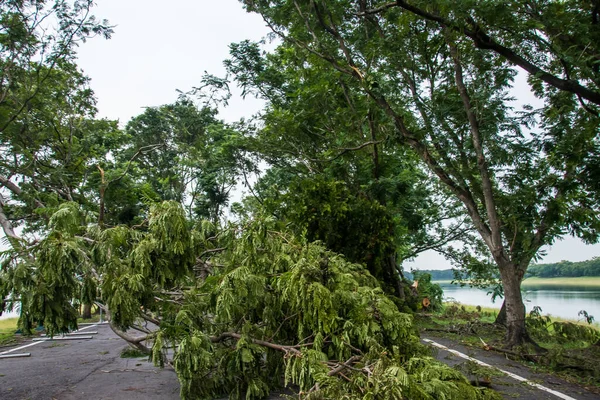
[3,287,600,322]
[439,283,600,321]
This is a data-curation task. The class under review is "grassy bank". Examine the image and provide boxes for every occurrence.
[522,276,600,287]
[0,317,18,346]
[444,302,599,328]
[416,304,600,389]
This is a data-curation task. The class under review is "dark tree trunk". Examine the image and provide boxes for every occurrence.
[82,303,92,320]
[386,254,405,301]
[499,265,529,347]
[494,300,506,326]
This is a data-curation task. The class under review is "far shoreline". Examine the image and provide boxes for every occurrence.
[432,276,600,287]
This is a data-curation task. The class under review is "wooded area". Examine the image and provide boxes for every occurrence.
[1,1,599,399]
[527,257,600,278]
[412,256,600,279]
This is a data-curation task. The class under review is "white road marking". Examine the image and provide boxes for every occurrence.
[0,323,100,355]
[422,338,578,400]
[73,323,102,332]
[0,340,44,355]
[32,335,93,341]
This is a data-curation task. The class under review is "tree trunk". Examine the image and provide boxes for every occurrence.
[82,303,92,320]
[499,265,529,347]
[387,254,405,301]
[494,300,506,326]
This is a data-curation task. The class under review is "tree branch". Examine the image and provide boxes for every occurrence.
[446,35,507,265]
[392,1,600,105]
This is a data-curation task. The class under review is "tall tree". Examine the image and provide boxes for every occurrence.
[227,40,470,301]
[115,98,252,224]
[0,0,112,134]
[0,60,121,329]
[240,0,600,347]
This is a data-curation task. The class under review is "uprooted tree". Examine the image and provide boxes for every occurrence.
[239,0,600,347]
[1,0,598,398]
[3,199,500,400]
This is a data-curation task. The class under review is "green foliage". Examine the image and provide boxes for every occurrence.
[454,360,505,387]
[96,201,196,329]
[1,202,92,334]
[265,176,399,286]
[527,257,600,278]
[148,217,498,400]
[411,272,444,312]
[116,98,251,223]
[526,306,600,345]
[0,0,112,134]
[239,0,600,346]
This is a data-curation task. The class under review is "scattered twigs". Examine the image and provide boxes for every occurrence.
[328,355,361,376]
[140,311,161,326]
[422,326,469,335]
[210,332,301,355]
[268,312,300,342]
[478,337,544,362]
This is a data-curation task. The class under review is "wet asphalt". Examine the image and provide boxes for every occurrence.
[0,323,179,400]
[422,333,600,400]
[1,323,597,399]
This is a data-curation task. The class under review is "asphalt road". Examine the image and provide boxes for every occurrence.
[3,322,593,400]
[422,333,600,400]
[0,323,180,400]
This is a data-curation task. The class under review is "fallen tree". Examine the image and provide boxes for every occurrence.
[3,201,500,399]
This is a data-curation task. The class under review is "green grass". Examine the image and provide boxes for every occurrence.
[0,318,18,346]
[415,303,600,388]
[443,302,599,327]
[522,276,600,287]
[0,318,18,331]
[77,315,101,324]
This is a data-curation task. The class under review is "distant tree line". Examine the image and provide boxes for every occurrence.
[526,258,600,278]
[407,269,455,282]
[413,256,600,281]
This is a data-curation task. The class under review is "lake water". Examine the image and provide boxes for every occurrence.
[3,285,600,323]
[438,283,600,322]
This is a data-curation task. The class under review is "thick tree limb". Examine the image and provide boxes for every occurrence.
[0,175,45,208]
[446,36,508,266]
[314,140,385,163]
[327,355,361,376]
[96,303,153,354]
[356,1,396,16]
[0,193,20,242]
[211,332,302,355]
[391,1,600,106]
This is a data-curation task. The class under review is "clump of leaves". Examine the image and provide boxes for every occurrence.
[121,348,148,358]
[154,217,500,400]
[527,306,600,345]
[455,360,505,387]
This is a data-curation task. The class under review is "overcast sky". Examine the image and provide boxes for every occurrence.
[72,0,600,270]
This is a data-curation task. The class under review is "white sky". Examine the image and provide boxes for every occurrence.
[72,0,599,270]
[77,0,268,125]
